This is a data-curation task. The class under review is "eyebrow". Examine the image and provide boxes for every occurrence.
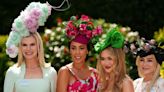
[147,57,153,59]
[71,45,85,47]
[21,42,35,45]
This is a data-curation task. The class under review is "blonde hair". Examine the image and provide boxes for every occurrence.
[97,47,126,92]
[136,55,160,92]
[17,32,49,67]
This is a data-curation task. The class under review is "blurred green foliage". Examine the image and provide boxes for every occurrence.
[0,35,15,92]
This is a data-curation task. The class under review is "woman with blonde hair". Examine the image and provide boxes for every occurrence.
[94,27,134,92]
[4,2,57,92]
[133,40,164,92]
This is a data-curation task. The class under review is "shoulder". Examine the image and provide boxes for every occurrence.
[122,76,134,92]
[6,64,21,76]
[89,67,98,74]
[57,65,70,83]
[123,76,133,86]
[156,77,164,88]
[133,78,142,85]
[43,66,57,77]
[58,65,70,76]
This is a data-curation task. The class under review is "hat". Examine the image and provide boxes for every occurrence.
[5,0,71,58]
[6,2,52,58]
[65,15,103,44]
[94,27,125,53]
[137,44,164,65]
[126,39,164,65]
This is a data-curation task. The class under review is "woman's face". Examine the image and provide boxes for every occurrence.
[100,48,115,73]
[21,35,38,60]
[138,54,157,77]
[70,41,88,64]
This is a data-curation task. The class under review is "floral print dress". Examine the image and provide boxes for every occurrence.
[67,67,98,92]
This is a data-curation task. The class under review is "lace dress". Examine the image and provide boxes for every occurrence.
[133,77,164,92]
[66,67,98,92]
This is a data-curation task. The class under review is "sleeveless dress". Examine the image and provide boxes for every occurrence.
[66,66,98,92]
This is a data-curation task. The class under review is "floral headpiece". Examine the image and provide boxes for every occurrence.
[94,27,125,53]
[65,15,103,44]
[6,2,52,58]
[125,38,164,65]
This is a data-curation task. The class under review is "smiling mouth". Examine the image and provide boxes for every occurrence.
[105,66,111,69]
[25,52,33,55]
[142,67,149,70]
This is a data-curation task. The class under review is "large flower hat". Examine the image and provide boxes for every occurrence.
[6,2,52,58]
[126,38,164,65]
[94,27,125,53]
[65,14,103,44]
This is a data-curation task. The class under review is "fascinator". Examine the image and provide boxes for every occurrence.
[6,1,70,58]
[126,38,164,65]
[65,15,103,44]
[94,27,125,53]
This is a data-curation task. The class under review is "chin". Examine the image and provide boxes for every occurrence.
[25,55,37,60]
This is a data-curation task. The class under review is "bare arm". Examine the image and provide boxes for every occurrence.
[122,77,134,92]
[56,66,70,92]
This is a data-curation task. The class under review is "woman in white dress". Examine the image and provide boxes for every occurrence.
[4,2,58,92]
[133,41,164,92]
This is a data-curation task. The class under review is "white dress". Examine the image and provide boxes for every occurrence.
[133,77,164,92]
[4,63,57,92]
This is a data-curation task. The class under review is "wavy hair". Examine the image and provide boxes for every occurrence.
[97,47,126,92]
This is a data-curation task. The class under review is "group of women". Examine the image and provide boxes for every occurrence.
[3,2,164,92]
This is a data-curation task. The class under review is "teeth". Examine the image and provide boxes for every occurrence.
[25,52,33,55]
[75,57,80,59]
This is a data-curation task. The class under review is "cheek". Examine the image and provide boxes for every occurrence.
[150,63,157,70]
[100,61,106,67]
[109,60,114,65]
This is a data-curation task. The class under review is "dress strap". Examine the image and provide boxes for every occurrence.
[66,66,78,80]
[90,68,98,78]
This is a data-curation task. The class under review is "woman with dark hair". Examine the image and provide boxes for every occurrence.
[133,40,164,92]
[56,15,102,92]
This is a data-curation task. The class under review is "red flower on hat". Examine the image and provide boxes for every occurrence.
[65,14,103,41]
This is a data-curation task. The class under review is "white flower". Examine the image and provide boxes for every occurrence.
[49,47,53,51]
[45,29,52,35]
[56,27,62,32]
[54,46,59,52]
[56,52,61,58]
[45,54,50,58]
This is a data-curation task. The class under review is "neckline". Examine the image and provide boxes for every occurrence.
[21,63,44,79]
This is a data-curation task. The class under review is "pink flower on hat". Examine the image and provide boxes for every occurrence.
[65,14,103,44]
[24,16,38,32]
[92,26,103,36]
[81,14,90,21]
[30,8,41,20]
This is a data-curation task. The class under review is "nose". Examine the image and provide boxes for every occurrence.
[26,45,31,51]
[75,48,80,54]
[142,61,148,67]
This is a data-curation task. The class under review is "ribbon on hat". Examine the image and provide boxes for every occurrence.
[94,27,125,53]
